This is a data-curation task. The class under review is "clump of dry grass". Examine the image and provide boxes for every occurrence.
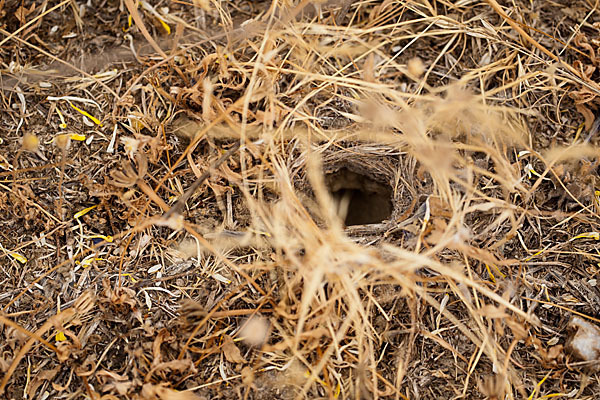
[230,91,529,398]
[2,0,600,399]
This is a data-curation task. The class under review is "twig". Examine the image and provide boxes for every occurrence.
[484,0,600,95]
[162,142,241,219]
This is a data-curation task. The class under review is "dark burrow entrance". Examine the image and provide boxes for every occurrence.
[325,168,393,226]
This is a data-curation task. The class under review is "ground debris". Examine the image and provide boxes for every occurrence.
[2,0,600,398]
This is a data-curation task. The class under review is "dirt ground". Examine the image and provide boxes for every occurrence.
[2,0,600,399]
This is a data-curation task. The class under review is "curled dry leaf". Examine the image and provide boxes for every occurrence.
[477,304,508,319]
[0,290,96,394]
[148,359,197,379]
[527,333,564,369]
[505,317,528,341]
[570,31,600,126]
[98,370,140,397]
[56,341,75,362]
[152,329,176,365]
[222,334,246,364]
[101,280,138,309]
[241,366,254,387]
[27,367,60,398]
[141,382,203,400]
[14,4,35,24]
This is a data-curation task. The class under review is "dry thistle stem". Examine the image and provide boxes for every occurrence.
[163,141,241,219]
[110,153,170,212]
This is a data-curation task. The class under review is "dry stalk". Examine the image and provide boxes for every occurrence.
[110,153,170,212]
[0,291,95,394]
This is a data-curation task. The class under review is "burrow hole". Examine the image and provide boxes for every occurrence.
[325,168,393,226]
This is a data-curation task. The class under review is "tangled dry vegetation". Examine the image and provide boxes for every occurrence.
[3,0,600,399]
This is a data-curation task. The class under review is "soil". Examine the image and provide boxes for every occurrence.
[2,0,600,399]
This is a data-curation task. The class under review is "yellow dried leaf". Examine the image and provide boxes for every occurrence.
[121,273,137,283]
[68,102,102,126]
[74,204,97,219]
[156,16,170,34]
[55,107,67,129]
[10,252,27,264]
[88,234,113,243]
[78,256,102,268]
[570,232,600,241]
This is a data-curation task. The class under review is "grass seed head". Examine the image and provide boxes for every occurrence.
[407,57,425,77]
[21,133,39,153]
[239,316,270,347]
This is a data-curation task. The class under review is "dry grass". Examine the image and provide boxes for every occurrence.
[2,0,600,399]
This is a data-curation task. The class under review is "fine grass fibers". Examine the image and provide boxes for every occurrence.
[2,1,600,399]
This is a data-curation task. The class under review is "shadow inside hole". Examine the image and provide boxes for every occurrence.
[325,168,393,226]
